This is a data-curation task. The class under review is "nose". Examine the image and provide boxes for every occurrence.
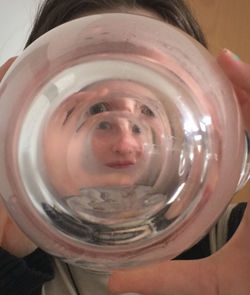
[111,127,143,156]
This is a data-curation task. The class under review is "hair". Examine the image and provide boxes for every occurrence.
[25,0,207,48]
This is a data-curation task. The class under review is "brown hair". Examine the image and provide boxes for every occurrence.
[25,0,207,48]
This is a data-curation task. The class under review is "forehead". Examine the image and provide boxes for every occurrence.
[87,80,156,97]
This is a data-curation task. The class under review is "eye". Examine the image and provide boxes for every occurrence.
[63,106,75,125]
[141,105,155,117]
[132,124,141,134]
[97,121,112,130]
[89,102,110,115]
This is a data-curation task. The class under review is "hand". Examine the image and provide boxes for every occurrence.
[217,49,250,133]
[109,203,250,295]
[0,57,37,257]
[0,57,17,81]
[108,50,250,295]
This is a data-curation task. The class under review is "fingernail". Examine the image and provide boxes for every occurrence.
[224,48,240,60]
[233,54,240,60]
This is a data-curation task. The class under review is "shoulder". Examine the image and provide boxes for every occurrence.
[226,202,247,240]
[0,248,54,295]
[209,202,247,253]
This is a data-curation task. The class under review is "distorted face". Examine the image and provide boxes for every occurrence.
[42,9,170,196]
[90,96,155,169]
[43,80,163,195]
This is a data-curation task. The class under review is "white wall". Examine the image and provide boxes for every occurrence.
[0,0,42,65]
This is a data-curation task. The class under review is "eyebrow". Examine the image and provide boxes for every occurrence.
[62,106,75,125]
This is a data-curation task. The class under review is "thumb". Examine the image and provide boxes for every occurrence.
[108,258,217,295]
[217,49,250,132]
[217,49,250,94]
[0,57,17,82]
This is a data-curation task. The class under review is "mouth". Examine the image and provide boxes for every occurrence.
[106,161,136,169]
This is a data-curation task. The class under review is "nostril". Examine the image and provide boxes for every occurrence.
[112,136,143,155]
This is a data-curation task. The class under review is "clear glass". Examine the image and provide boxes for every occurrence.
[0,13,249,272]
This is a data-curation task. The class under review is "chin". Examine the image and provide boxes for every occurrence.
[100,172,135,187]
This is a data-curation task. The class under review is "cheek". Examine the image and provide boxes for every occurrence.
[43,127,67,170]
[43,129,78,195]
[67,131,89,170]
[91,136,110,161]
[135,134,150,155]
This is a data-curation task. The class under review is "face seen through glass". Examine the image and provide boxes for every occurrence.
[41,9,169,196]
[91,97,154,169]
[43,81,162,196]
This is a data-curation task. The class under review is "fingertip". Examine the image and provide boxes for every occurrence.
[0,56,18,82]
[217,48,243,66]
[217,48,250,91]
[1,56,18,68]
[8,56,18,62]
[217,48,231,62]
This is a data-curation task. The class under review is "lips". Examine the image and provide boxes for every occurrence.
[106,161,135,169]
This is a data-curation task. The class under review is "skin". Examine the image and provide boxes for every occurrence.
[108,49,250,295]
[0,56,37,258]
[43,80,161,195]
[0,12,249,295]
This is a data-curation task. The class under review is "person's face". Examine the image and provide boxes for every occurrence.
[43,80,162,195]
[42,9,170,196]
[90,91,155,169]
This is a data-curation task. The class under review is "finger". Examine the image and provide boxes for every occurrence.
[108,259,216,295]
[217,49,250,93]
[0,199,9,242]
[233,84,249,106]
[0,57,17,82]
[233,85,250,131]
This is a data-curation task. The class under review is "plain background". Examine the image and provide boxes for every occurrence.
[0,0,249,201]
[188,0,250,63]
[0,0,41,65]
